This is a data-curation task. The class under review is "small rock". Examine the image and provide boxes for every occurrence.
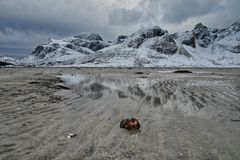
[120,118,141,130]
[67,133,78,139]
[177,153,184,158]
[173,70,193,73]
[134,72,144,75]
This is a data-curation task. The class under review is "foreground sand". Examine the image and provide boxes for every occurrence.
[0,67,240,160]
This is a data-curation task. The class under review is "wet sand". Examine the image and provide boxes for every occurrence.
[0,67,240,160]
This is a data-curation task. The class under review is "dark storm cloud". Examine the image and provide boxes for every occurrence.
[0,0,239,58]
[0,0,114,57]
[0,0,111,36]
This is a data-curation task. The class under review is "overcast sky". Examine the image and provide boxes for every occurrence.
[0,0,239,58]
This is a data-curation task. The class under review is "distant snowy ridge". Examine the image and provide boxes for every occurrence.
[2,22,240,67]
[0,56,18,66]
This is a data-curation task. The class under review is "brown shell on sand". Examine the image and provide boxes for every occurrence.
[120,118,140,130]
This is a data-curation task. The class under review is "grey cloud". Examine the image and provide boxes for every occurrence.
[0,0,239,58]
[160,0,223,23]
[0,0,115,57]
[0,0,111,36]
[142,0,240,28]
[209,0,240,27]
[108,8,142,25]
[0,46,32,58]
[0,28,54,57]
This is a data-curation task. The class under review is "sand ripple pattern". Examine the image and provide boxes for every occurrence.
[0,68,240,160]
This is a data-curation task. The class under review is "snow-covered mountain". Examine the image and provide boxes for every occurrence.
[2,22,240,67]
[21,33,110,66]
[83,22,240,67]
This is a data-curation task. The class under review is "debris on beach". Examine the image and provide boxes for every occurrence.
[134,72,144,75]
[67,133,78,139]
[230,119,240,122]
[120,118,141,130]
[173,70,193,73]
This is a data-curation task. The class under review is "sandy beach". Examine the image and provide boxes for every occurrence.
[0,67,240,160]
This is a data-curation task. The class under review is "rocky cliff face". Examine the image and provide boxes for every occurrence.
[0,61,13,66]
[113,35,128,45]
[126,26,166,48]
[174,22,240,53]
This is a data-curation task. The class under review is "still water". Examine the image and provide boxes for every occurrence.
[60,74,179,108]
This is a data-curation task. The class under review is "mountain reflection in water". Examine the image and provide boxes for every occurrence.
[60,74,177,108]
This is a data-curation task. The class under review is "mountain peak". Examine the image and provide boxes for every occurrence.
[228,21,240,32]
[231,21,240,26]
[132,26,165,37]
[127,26,166,48]
[194,23,208,30]
[74,33,103,41]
